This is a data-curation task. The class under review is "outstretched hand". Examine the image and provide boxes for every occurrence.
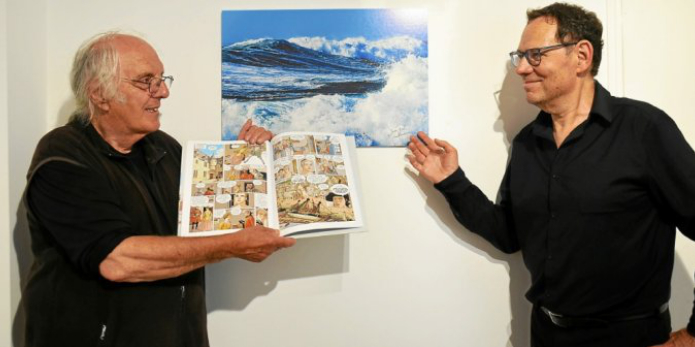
[407,131,459,184]
[238,119,273,144]
[230,226,296,263]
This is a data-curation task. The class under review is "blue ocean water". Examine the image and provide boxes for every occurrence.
[221,37,428,147]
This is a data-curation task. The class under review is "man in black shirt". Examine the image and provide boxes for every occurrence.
[22,32,296,347]
[408,3,695,346]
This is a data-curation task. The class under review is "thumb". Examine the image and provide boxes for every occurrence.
[277,237,296,248]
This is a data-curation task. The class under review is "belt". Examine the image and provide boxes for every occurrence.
[540,303,669,328]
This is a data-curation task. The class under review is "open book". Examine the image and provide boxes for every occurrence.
[178,132,364,238]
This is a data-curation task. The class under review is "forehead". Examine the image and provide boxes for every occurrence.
[518,17,559,50]
[114,36,164,77]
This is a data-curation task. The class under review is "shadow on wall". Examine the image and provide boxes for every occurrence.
[671,252,695,330]
[56,99,77,127]
[494,65,538,150]
[206,235,347,312]
[404,64,540,346]
[12,204,32,347]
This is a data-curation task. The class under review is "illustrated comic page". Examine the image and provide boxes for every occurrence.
[181,141,272,236]
[271,133,361,235]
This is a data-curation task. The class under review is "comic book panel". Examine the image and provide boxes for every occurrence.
[290,135,316,155]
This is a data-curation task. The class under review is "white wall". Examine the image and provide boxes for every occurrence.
[5,0,47,345]
[1,0,13,346]
[4,1,694,346]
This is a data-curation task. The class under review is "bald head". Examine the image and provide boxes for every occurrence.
[69,32,159,123]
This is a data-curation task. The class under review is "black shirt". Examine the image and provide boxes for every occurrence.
[435,81,695,328]
[23,122,208,347]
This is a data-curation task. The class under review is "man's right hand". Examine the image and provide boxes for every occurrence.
[229,226,296,262]
[407,131,459,184]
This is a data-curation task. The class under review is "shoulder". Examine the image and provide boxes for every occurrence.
[145,130,182,152]
[29,123,89,170]
[610,96,674,129]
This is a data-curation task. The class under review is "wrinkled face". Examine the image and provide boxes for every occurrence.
[108,36,170,136]
[514,17,578,108]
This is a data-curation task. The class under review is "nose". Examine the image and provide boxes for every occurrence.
[514,56,533,76]
[152,81,170,99]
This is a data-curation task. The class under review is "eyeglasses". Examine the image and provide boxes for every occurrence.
[509,42,578,67]
[124,75,174,95]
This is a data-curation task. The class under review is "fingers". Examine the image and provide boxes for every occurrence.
[407,154,424,172]
[409,132,452,160]
[434,138,457,155]
[237,119,252,139]
[237,119,273,144]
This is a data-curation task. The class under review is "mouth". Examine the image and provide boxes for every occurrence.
[145,107,160,114]
[523,80,541,90]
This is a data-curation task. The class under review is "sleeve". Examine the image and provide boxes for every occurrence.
[641,114,695,334]
[434,165,519,253]
[26,159,137,277]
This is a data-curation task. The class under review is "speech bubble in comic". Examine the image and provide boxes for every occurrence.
[318,184,329,190]
[291,175,306,184]
[330,184,350,196]
[216,194,231,204]
[217,181,235,188]
[195,182,206,188]
[254,193,268,208]
[191,196,209,206]
[307,174,328,184]
[230,206,242,215]
[213,209,226,219]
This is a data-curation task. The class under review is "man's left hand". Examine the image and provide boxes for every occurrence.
[238,119,273,144]
[651,329,695,347]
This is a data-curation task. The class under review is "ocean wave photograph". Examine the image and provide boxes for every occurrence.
[221,9,428,147]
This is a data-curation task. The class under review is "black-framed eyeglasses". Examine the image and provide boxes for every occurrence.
[124,75,174,95]
[509,42,578,67]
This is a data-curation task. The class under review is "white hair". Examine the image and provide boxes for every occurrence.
[69,31,126,124]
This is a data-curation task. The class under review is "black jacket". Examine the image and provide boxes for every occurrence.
[22,120,208,347]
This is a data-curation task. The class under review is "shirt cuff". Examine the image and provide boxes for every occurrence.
[434,167,472,193]
[687,319,695,337]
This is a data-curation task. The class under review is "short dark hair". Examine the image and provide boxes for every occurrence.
[527,2,603,76]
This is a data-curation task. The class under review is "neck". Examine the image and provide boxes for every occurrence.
[544,78,595,147]
[541,78,595,148]
[91,116,146,154]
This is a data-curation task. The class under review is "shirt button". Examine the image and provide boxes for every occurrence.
[550,213,557,219]
[552,174,559,180]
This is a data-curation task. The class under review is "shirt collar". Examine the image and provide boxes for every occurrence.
[82,122,167,163]
[531,80,614,139]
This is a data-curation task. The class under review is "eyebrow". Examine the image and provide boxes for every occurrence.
[132,72,164,80]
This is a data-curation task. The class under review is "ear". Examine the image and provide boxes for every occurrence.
[88,87,110,112]
[575,39,594,75]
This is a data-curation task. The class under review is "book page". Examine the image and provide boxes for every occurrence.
[271,132,364,237]
[179,141,275,237]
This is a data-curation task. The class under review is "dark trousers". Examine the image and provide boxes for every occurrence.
[531,305,671,347]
